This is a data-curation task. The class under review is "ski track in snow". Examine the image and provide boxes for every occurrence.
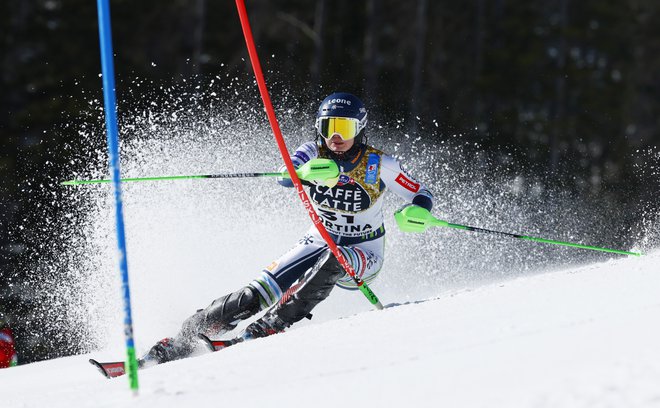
[3,250,660,408]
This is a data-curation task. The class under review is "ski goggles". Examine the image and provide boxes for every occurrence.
[316,117,361,140]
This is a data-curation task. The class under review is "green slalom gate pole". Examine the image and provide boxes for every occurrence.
[395,205,642,257]
[61,159,339,186]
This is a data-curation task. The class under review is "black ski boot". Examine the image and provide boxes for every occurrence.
[140,337,192,367]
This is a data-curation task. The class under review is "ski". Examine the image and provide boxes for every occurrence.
[89,359,129,379]
[89,336,226,379]
[90,335,244,379]
[198,333,243,352]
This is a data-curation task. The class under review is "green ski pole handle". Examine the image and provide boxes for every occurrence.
[61,158,339,186]
[395,205,642,257]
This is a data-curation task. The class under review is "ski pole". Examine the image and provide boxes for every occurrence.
[61,159,339,186]
[395,205,642,257]
[235,0,383,309]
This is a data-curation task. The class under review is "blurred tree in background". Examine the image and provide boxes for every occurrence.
[1,0,659,363]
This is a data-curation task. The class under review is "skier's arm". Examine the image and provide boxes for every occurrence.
[380,155,434,210]
[277,142,319,187]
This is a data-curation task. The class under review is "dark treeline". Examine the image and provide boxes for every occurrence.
[1,0,659,363]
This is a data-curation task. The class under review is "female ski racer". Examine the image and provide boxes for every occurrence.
[141,92,434,366]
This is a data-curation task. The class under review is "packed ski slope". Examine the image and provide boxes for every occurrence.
[3,249,659,408]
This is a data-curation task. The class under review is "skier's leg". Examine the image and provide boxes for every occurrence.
[142,230,328,364]
[180,286,262,339]
[242,250,344,338]
[141,285,263,365]
[182,230,327,340]
[242,237,385,339]
[334,237,385,289]
[249,229,329,307]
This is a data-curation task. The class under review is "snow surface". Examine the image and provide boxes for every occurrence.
[3,250,659,408]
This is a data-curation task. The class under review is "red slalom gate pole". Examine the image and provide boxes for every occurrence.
[235,0,383,310]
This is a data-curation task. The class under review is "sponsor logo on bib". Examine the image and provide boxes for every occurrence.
[310,183,371,212]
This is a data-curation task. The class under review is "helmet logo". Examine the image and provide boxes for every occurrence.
[329,98,351,105]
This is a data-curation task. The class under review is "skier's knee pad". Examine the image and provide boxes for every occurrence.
[303,253,345,300]
[275,253,344,324]
[318,254,344,280]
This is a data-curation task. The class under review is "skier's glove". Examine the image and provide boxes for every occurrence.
[276,163,315,187]
[290,158,340,188]
[394,204,437,233]
[303,158,340,187]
